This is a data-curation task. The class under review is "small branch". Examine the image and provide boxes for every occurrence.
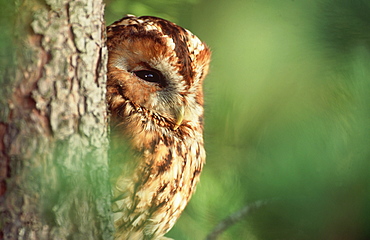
[205,199,270,240]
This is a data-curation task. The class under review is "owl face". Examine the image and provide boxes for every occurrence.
[107,16,211,131]
[107,16,210,239]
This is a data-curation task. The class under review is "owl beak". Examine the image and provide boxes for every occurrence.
[173,105,185,130]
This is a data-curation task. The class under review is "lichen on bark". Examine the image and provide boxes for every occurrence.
[0,0,113,239]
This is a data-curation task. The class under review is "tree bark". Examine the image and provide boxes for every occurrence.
[0,0,113,239]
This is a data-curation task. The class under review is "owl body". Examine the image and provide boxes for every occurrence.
[107,16,211,239]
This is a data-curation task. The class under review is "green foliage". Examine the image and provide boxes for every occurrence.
[104,0,199,26]
[105,0,370,239]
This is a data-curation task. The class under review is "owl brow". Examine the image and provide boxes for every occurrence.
[154,20,194,84]
[130,61,155,71]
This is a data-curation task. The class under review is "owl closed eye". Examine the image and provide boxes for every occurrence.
[107,15,211,240]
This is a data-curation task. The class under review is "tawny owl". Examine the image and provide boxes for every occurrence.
[106,15,211,239]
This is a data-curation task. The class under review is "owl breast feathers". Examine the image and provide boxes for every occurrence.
[106,15,211,239]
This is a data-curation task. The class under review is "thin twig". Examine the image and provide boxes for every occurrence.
[205,199,270,240]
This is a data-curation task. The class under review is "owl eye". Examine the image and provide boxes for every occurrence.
[134,70,166,86]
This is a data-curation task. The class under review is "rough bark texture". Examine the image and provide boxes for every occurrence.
[0,0,113,239]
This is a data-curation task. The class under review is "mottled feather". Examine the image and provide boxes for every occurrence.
[107,15,211,239]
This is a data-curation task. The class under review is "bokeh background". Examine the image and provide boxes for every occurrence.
[1,0,369,239]
[105,0,370,239]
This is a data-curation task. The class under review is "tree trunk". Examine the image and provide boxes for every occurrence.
[0,0,113,239]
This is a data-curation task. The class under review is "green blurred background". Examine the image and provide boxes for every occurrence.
[105,0,370,239]
[2,0,369,239]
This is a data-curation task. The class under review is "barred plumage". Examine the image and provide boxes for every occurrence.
[106,15,211,239]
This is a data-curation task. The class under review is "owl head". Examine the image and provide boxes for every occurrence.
[107,15,211,132]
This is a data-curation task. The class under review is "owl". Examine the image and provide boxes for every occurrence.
[106,15,211,239]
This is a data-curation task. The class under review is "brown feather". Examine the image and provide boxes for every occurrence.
[107,15,211,240]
